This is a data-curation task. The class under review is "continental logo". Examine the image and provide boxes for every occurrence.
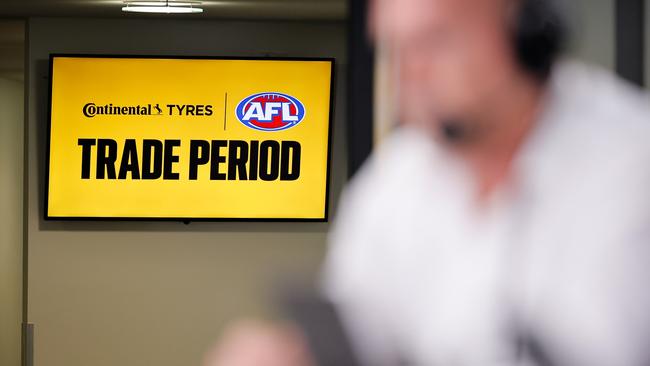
[236,92,305,132]
[82,103,213,118]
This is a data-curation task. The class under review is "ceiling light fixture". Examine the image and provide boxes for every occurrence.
[122,0,203,14]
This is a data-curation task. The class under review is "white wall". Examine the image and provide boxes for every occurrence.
[0,76,23,366]
[563,0,616,69]
[27,17,346,366]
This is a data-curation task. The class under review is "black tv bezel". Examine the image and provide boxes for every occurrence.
[44,53,336,223]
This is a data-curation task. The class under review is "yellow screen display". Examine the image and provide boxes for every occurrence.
[46,55,334,220]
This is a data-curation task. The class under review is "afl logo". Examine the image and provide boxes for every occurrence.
[236,92,306,132]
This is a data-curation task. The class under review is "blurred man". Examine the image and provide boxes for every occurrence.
[206,0,650,365]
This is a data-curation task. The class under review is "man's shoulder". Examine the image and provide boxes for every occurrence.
[551,60,649,128]
[336,127,454,225]
[540,60,650,161]
[527,61,650,206]
[346,127,449,197]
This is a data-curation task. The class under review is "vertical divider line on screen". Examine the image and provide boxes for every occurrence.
[223,92,228,130]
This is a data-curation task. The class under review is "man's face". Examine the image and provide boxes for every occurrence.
[372,0,520,128]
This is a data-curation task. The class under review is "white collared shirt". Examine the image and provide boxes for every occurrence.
[323,60,650,366]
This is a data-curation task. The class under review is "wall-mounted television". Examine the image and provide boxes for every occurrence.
[46,54,334,221]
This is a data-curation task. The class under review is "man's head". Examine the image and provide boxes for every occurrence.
[371,0,565,139]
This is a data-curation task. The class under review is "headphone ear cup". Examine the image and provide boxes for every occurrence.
[512,0,565,80]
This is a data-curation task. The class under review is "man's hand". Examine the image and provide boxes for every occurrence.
[202,320,315,366]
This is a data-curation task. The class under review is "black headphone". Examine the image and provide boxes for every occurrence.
[511,0,567,80]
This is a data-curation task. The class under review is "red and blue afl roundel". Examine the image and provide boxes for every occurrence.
[236,92,306,132]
